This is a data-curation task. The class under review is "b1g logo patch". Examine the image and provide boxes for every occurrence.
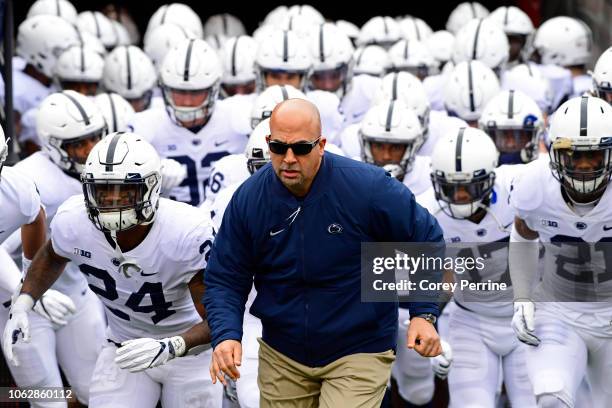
[541,220,559,228]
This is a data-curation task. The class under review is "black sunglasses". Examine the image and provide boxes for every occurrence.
[267,137,321,156]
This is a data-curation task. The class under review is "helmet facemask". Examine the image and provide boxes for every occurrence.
[594,80,612,105]
[161,84,219,128]
[361,135,422,182]
[257,67,309,92]
[431,170,496,219]
[309,63,351,99]
[125,89,154,113]
[82,173,160,232]
[483,124,539,164]
[549,138,612,198]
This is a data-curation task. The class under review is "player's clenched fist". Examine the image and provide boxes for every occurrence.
[210,339,242,386]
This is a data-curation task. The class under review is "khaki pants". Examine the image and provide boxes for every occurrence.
[257,338,395,408]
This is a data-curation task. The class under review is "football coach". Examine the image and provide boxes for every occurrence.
[204,98,443,408]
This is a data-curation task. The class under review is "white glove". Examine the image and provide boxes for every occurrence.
[160,159,187,192]
[431,339,453,380]
[33,289,76,326]
[512,300,540,346]
[2,294,33,366]
[114,336,187,372]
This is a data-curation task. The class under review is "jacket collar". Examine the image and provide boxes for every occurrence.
[268,153,332,206]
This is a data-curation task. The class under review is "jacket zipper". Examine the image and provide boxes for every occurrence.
[299,207,310,365]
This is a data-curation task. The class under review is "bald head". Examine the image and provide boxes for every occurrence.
[270,98,321,142]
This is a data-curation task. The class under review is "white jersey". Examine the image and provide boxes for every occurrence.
[403,155,432,196]
[339,74,382,128]
[14,152,90,299]
[423,73,446,111]
[537,64,573,111]
[509,158,612,315]
[338,123,361,160]
[210,182,241,232]
[0,166,41,244]
[571,74,593,98]
[419,110,468,157]
[128,98,249,206]
[51,196,214,343]
[202,153,250,208]
[306,90,344,143]
[417,165,523,317]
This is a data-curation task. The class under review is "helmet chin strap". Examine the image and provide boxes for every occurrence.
[108,230,142,279]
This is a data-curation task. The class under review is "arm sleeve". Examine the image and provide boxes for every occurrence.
[509,223,540,300]
[202,189,255,348]
[369,172,443,243]
[369,172,444,316]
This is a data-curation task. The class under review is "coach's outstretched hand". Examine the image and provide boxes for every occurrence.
[407,317,442,357]
[210,339,242,385]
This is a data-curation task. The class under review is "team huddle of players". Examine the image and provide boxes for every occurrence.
[0,0,611,407]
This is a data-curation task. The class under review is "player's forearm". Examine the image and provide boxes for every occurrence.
[21,207,46,260]
[21,240,67,301]
[180,321,212,350]
[509,224,540,300]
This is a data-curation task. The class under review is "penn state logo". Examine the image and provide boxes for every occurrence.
[523,114,538,127]
[112,258,121,267]
[476,228,487,237]
[327,223,343,234]
[575,222,587,230]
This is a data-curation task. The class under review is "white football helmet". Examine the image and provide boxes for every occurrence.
[250,84,307,129]
[548,95,612,196]
[306,23,355,99]
[27,0,77,24]
[431,127,498,218]
[287,5,325,25]
[357,16,402,49]
[479,90,544,164]
[488,6,534,36]
[255,30,312,92]
[76,11,120,51]
[452,18,509,74]
[446,2,490,34]
[592,46,612,105]
[360,100,425,180]
[353,45,390,77]
[144,3,203,44]
[531,16,592,67]
[36,90,108,177]
[503,62,554,114]
[398,16,433,41]
[220,36,258,97]
[93,93,135,133]
[159,38,222,126]
[375,71,431,136]
[82,132,162,232]
[203,13,247,38]
[144,23,190,70]
[262,6,289,27]
[78,31,107,57]
[335,20,360,46]
[278,14,318,40]
[444,60,501,123]
[54,45,105,96]
[103,45,157,112]
[205,33,229,52]
[387,39,438,79]
[426,30,455,71]
[245,118,271,174]
[16,15,81,78]
[112,20,132,46]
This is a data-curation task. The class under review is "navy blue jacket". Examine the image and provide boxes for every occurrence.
[203,153,443,367]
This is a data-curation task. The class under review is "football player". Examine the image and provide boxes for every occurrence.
[509,95,612,407]
[417,127,536,407]
[4,132,222,407]
[0,125,79,407]
[128,38,248,207]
